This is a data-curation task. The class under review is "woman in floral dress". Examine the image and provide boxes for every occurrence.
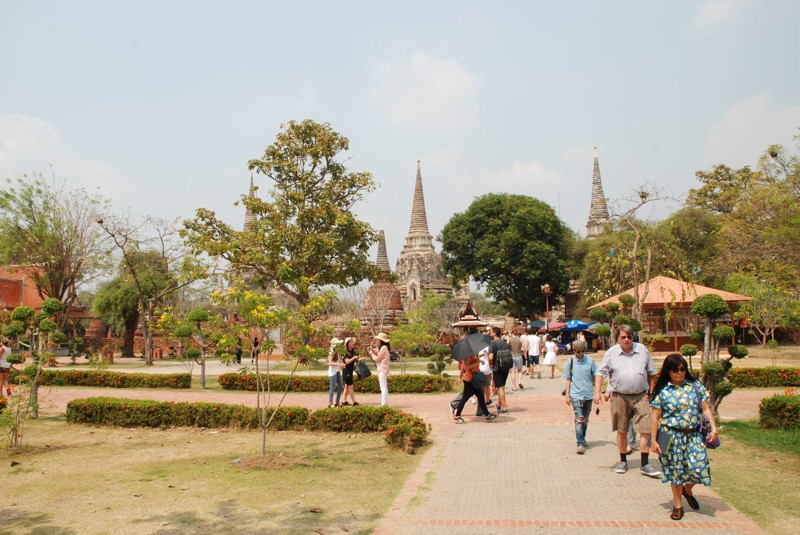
[650,353,719,521]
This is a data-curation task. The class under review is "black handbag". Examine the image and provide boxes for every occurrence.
[471,370,487,389]
[355,361,372,380]
[693,381,720,448]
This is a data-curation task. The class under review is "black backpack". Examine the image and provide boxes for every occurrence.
[492,342,513,371]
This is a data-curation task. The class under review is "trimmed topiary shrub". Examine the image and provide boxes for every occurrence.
[218,373,453,393]
[20,370,192,389]
[66,398,429,453]
[759,393,800,430]
[727,367,800,388]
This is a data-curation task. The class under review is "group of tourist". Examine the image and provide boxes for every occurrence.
[326,332,392,408]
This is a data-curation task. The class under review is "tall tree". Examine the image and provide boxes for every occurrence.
[439,193,571,319]
[0,173,110,328]
[98,217,209,365]
[182,120,381,305]
[92,275,140,358]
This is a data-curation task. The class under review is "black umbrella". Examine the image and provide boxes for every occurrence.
[450,333,492,361]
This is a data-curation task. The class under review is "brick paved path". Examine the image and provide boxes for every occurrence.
[38,370,774,534]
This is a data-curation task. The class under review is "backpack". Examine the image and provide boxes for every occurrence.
[492,342,513,371]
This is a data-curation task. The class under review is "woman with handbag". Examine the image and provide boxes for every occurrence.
[326,338,346,407]
[368,333,392,406]
[341,337,365,406]
[650,353,719,521]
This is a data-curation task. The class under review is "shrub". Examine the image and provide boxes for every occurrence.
[66,398,429,453]
[727,367,800,388]
[727,345,749,359]
[759,393,800,430]
[218,373,453,393]
[19,370,192,389]
[680,344,699,357]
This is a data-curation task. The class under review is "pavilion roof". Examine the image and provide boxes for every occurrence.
[588,275,752,310]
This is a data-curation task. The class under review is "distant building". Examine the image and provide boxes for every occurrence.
[586,146,610,238]
[394,161,469,308]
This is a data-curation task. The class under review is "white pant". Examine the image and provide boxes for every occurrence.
[378,371,389,406]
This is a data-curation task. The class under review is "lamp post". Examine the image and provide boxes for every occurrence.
[541,283,551,332]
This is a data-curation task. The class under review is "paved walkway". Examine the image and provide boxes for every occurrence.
[37,367,774,534]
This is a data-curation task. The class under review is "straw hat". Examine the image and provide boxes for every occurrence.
[374,332,390,343]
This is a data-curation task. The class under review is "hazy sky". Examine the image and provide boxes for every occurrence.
[2,0,799,268]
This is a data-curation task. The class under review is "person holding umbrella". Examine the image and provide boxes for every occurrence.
[452,326,497,423]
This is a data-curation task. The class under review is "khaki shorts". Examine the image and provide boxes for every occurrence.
[610,392,651,433]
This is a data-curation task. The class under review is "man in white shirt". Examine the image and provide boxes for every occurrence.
[525,328,542,379]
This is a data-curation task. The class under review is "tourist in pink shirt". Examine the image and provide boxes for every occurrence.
[369,332,391,406]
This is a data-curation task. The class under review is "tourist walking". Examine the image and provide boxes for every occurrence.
[564,340,597,454]
[369,332,391,406]
[525,327,542,379]
[542,334,558,379]
[342,337,365,406]
[488,327,512,414]
[475,346,493,411]
[453,334,496,423]
[650,353,718,520]
[508,329,524,391]
[327,337,345,407]
[593,324,661,477]
[250,336,260,364]
[0,338,11,397]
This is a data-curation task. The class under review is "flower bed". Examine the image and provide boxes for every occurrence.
[727,367,800,388]
[31,370,192,389]
[217,373,453,393]
[66,397,430,453]
[759,390,800,430]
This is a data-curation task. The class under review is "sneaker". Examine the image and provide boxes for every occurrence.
[576,445,586,454]
[640,464,662,478]
[498,408,510,414]
[342,401,350,406]
[352,402,360,406]
[613,461,628,474]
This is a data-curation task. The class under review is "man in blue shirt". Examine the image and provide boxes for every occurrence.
[564,340,597,454]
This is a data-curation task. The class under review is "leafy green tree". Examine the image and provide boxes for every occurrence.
[686,164,761,215]
[183,120,381,305]
[0,173,111,329]
[725,273,800,346]
[690,294,729,363]
[98,218,209,365]
[439,193,571,319]
[92,276,139,358]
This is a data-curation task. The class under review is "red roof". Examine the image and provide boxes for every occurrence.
[588,276,752,310]
[0,266,93,319]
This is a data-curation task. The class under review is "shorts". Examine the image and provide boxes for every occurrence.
[528,355,540,365]
[342,370,354,386]
[493,369,509,388]
[610,392,651,433]
[512,356,523,370]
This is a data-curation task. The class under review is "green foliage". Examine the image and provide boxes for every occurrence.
[49,331,67,344]
[185,348,201,359]
[618,294,636,307]
[593,325,611,337]
[726,273,800,345]
[438,193,572,319]
[218,372,453,393]
[66,398,430,453]
[174,324,193,338]
[6,353,23,365]
[727,367,800,388]
[702,361,726,381]
[759,394,800,430]
[727,345,749,359]
[714,380,734,398]
[2,322,25,339]
[712,325,736,341]
[690,329,705,342]
[680,344,699,357]
[38,319,57,332]
[613,314,642,332]
[606,302,621,313]
[186,308,209,323]
[14,370,192,389]
[40,298,65,315]
[587,307,610,322]
[691,294,729,318]
[184,119,381,305]
[767,339,780,351]
[10,307,35,322]
[429,344,450,356]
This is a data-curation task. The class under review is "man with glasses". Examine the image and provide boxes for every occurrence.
[593,324,661,477]
[564,340,597,454]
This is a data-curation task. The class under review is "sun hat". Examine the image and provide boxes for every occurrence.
[374,332,390,343]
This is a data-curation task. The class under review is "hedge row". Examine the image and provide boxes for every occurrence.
[727,367,800,388]
[33,370,192,389]
[759,393,800,430]
[65,397,430,453]
[218,373,453,394]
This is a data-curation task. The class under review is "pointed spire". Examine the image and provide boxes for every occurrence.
[408,160,431,235]
[243,173,257,232]
[586,146,610,238]
[376,230,391,272]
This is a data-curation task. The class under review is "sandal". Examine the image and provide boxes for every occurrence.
[453,416,464,424]
[485,413,497,421]
[682,489,699,510]
[670,507,684,521]
[352,401,360,406]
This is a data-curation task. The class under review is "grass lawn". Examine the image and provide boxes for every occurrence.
[0,418,422,535]
[712,420,800,535]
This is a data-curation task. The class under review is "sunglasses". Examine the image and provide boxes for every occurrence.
[574,350,584,355]
[670,367,687,373]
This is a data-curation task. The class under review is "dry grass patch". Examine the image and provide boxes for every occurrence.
[0,417,422,535]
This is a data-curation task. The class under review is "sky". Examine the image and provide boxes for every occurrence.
[1,0,799,270]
